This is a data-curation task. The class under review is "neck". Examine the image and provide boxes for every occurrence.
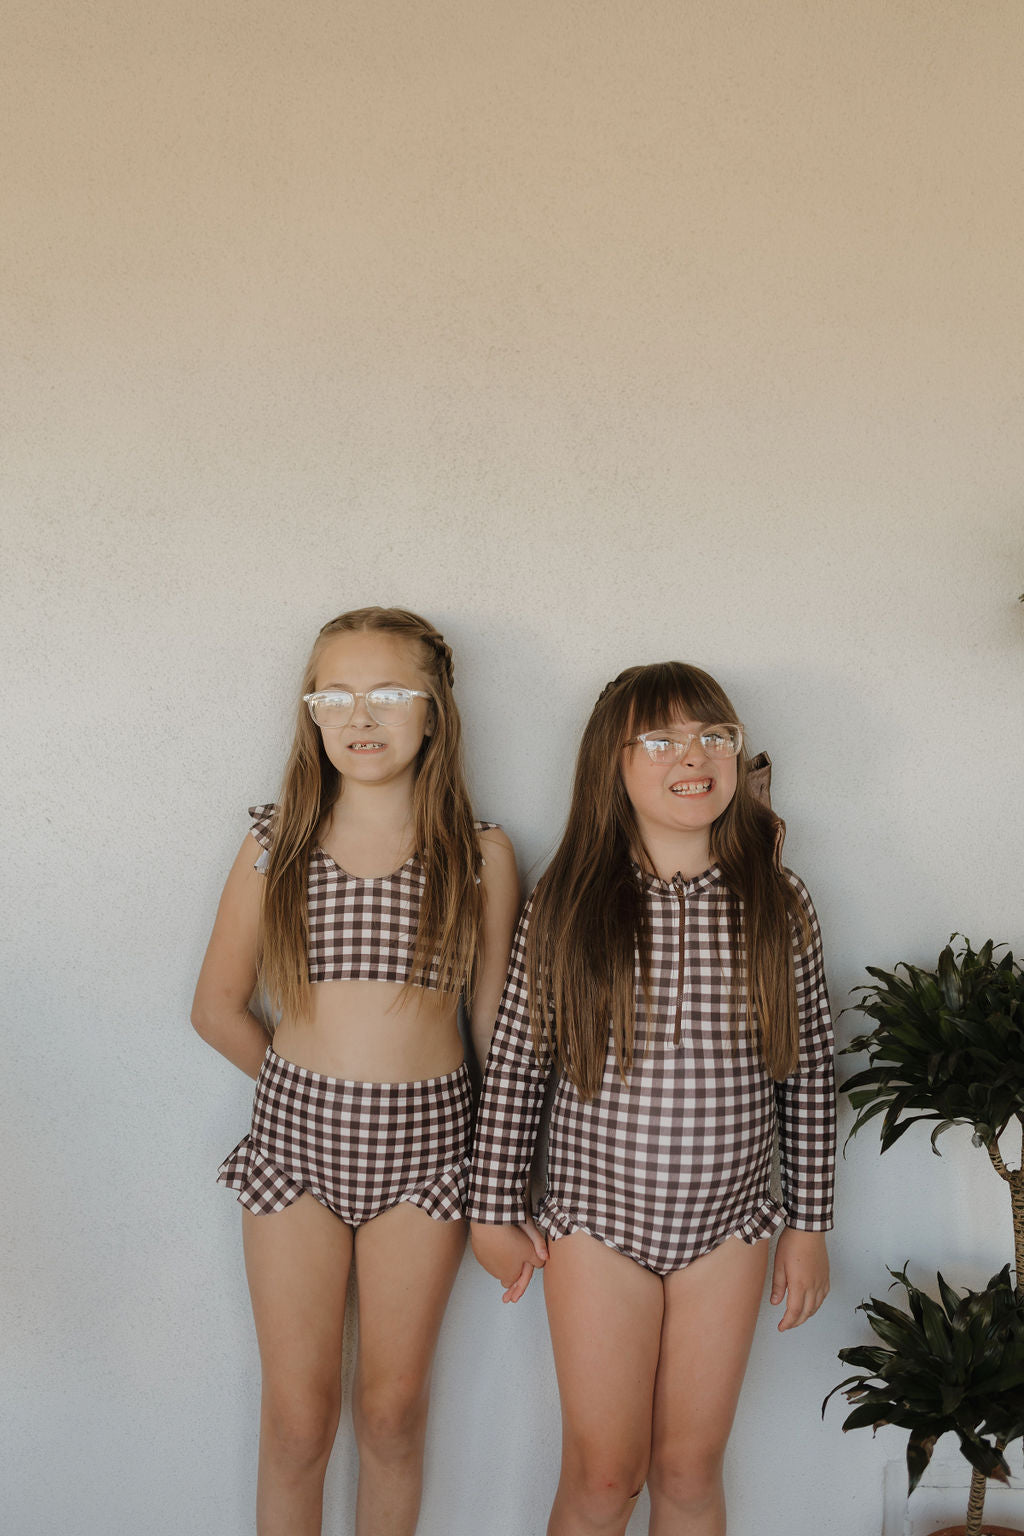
[636,827,713,883]
[329,773,417,833]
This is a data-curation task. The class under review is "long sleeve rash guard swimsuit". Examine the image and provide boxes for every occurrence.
[467,863,836,1275]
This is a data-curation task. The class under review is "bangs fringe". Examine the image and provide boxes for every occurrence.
[525,662,809,1096]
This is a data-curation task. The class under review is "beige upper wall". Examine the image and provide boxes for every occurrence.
[4,4,1023,1533]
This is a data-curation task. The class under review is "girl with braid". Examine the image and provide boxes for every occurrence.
[192,607,519,1536]
[469,662,835,1536]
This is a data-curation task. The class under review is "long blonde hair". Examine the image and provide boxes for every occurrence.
[526,662,810,1097]
[257,607,483,1024]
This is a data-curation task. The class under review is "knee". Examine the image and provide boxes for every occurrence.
[648,1441,724,1513]
[562,1445,649,1527]
[261,1384,341,1474]
[353,1377,429,1463]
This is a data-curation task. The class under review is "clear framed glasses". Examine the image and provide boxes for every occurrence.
[303,688,432,729]
[625,724,744,765]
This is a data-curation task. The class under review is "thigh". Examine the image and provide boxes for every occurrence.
[651,1235,769,1464]
[352,1202,467,1400]
[243,1195,354,1395]
[543,1232,665,1468]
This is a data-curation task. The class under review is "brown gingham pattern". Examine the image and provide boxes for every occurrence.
[249,805,497,988]
[468,865,835,1275]
[218,1049,473,1224]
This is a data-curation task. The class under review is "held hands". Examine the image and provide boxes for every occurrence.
[770,1227,830,1332]
[470,1217,548,1303]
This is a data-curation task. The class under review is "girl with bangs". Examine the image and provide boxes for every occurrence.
[469,662,835,1536]
[192,607,519,1536]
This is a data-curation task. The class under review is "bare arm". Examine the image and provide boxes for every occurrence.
[467,827,521,1072]
[190,834,271,1079]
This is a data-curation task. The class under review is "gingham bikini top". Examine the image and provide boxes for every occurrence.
[249,804,498,990]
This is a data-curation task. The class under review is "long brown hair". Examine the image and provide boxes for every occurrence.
[257,607,483,1024]
[526,662,810,1097]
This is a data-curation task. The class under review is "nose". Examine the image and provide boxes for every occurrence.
[680,734,709,767]
[349,692,375,729]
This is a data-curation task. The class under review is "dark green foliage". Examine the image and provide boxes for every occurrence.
[841,937,1024,1153]
[824,1266,1024,1493]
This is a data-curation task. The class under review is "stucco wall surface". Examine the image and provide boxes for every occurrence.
[3,4,1023,1533]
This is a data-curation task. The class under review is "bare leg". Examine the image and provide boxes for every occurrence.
[351,1203,466,1536]
[543,1233,665,1536]
[243,1197,354,1536]
[647,1237,769,1536]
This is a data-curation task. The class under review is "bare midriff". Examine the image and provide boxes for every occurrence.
[271,980,464,1083]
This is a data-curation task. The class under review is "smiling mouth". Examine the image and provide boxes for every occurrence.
[670,778,713,796]
[348,741,387,753]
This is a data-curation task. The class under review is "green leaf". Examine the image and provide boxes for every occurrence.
[878,1116,925,1152]
[937,1272,962,1322]
[843,1402,892,1432]
[906,1432,939,1494]
[955,1432,1011,1483]
[929,1119,959,1155]
[822,1375,871,1411]
[917,1292,954,1360]
[979,1361,1024,1393]
[937,946,962,1011]
[842,1097,892,1144]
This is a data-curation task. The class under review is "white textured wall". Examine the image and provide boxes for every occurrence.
[4,3,1023,1533]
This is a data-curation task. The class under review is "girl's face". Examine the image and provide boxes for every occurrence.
[311,630,434,787]
[619,711,738,854]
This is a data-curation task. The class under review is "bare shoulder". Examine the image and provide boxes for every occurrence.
[229,828,268,884]
[205,833,265,940]
[477,826,520,912]
[478,824,516,860]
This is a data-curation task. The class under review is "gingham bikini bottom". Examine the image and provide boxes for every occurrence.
[217,1048,472,1225]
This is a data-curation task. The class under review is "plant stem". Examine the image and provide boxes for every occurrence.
[965,1464,987,1536]
[986,1120,1024,1282]
[1013,1169,1024,1285]
[964,1120,1019,1536]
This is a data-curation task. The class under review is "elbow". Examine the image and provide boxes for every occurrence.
[190,992,220,1044]
[190,998,209,1040]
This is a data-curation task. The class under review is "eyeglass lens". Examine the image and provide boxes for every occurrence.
[642,726,741,762]
[309,689,415,728]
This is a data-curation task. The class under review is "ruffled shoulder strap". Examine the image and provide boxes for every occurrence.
[472,819,503,881]
[248,803,278,853]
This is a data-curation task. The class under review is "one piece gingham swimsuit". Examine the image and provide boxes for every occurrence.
[467,864,835,1274]
[218,805,497,1226]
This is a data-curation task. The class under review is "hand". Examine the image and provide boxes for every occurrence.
[770,1228,830,1331]
[470,1218,548,1303]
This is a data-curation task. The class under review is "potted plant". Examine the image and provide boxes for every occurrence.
[830,936,1024,1535]
[825,1263,1024,1535]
